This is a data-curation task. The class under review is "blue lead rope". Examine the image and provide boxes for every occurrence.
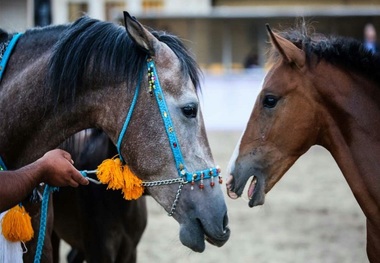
[34,186,52,263]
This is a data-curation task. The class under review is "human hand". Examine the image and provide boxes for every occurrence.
[37,149,89,187]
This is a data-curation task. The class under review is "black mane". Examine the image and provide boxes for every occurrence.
[269,25,380,85]
[48,16,200,106]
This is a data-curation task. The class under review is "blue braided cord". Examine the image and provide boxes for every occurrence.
[116,71,143,162]
[0,33,23,82]
[34,185,53,263]
[147,60,221,183]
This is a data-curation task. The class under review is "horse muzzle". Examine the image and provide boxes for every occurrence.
[178,197,230,252]
[226,169,266,208]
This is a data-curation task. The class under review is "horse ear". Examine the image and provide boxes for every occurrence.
[123,11,156,57]
[266,24,305,68]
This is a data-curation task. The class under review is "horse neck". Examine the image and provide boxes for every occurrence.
[0,30,116,168]
[0,83,96,168]
[315,62,380,220]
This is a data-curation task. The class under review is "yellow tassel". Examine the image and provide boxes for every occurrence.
[1,205,34,242]
[97,157,124,190]
[121,165,144,200]
[97,156,144,200]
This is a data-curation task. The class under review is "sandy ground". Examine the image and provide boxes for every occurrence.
[60,131,368,263]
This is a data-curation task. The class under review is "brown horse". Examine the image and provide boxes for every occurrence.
[0,12,230,262]
[226,24,380,262]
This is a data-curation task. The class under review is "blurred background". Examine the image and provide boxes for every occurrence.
[1,0,380,69]
[1,0,380,130]
[0,1,373,262]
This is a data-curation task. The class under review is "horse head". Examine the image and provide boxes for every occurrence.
[226,25,320,207]
[1,12,230,256]
[110,12,230,252]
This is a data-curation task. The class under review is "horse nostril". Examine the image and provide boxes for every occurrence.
[222,212,229,233]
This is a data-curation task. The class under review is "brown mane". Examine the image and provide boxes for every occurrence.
[266,24,380,86]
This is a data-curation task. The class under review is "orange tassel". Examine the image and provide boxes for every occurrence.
[1,205,34,242]
[96,156,144,200]
[121,165,144,200]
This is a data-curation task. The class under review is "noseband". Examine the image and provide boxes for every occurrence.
[116,58,222,216]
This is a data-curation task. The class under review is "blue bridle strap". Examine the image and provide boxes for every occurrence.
[147,58,220,183]
[147,60,185,172]
[116,70,143,162]
[0,33,23,82]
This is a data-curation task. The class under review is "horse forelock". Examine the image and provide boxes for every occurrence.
[153,32,202,92]
[47,16,201,108]
[267,24,380,86]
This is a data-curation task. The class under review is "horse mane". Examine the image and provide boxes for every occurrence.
[47,16,201,106]
[267,23,380,85]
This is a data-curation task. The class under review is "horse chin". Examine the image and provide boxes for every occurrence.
[179,217,230,252]
[179,222,206,252]
[248,176,266,207]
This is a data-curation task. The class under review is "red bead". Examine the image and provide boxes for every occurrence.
[173,142,177,147]
[199,184,204,189]
[210,181,215,187]
[218,177,223,184]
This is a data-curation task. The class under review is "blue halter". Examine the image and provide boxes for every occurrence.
[116,58,221,189]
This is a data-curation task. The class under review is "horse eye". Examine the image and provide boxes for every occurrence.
[263,95,278,108]
[181,103,198,118]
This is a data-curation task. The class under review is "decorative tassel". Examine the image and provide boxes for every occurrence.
[1,205,34,242]
[121,165,144,200]
[96,156,144,200]
[97,158,125,190]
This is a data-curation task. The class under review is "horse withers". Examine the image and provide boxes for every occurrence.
[227,24,380,262]
[0,11,230,262]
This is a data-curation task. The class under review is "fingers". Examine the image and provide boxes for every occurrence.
[68,180,79,188]
[58,150,88,185]
[66,172,89,187]
[73,170,90,186]
[61,150,74,165]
